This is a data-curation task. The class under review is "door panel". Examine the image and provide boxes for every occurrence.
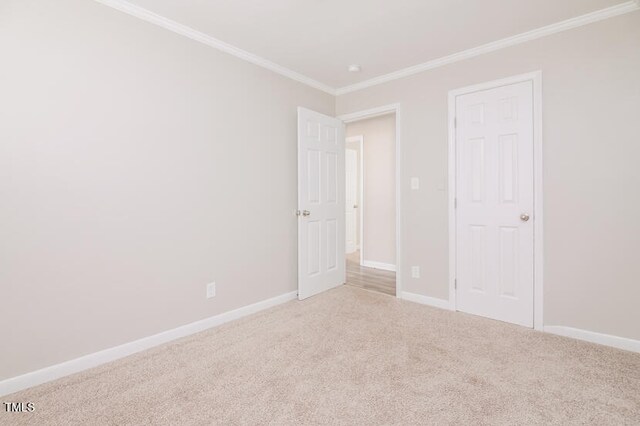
[456,80,534,327]
[298,107,345,300]
[345,149,357,254]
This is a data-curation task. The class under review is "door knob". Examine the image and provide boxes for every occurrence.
[520,213,530,222]
[353,204,358,208]
[302,210,311,217]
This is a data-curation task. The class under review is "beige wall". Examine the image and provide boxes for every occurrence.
[0,0,333,381]
[337,12,640,340]
[346,115,396,266]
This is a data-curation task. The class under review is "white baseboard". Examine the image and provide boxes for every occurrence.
[361,260,396,272]
[400,291,454,311]
[400,295,639,353]
[0,291,297,397]
[544,326,640,353]
[5,290,636,397]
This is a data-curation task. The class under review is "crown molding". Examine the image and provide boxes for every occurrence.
[94,0,638,98]
[335,1,639,95]
[93,0,336,95]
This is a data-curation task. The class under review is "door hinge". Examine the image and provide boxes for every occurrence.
[454,278,457,290]
[454,198,457,209]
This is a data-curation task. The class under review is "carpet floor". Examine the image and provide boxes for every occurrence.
[2,285,640,425]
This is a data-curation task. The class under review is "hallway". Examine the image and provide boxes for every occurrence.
[345,251,396,296]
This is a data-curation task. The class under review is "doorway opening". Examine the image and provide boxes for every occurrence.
[296,104,401,301]
[344,113,397,296]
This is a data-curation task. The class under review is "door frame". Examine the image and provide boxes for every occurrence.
[339,104,402,297]
[448,71,544,330]
[345,135,364,265]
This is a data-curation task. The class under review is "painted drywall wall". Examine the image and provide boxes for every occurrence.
[0,0,333,381]
[346,115,396,266]
[337,11,640,340]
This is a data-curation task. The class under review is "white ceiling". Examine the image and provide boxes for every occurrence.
[121,0,629,90]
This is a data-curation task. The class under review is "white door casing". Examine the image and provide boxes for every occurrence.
[297,107,346,300]
[345,148,358,254]
[455,80,535,327]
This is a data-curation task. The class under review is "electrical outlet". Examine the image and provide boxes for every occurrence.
[206,282,216,299]
[411,266,420,278]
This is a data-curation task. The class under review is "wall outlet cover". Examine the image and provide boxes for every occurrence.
[206,282,216,299]
[411,266,420,278]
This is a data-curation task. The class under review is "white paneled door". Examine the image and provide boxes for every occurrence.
[455,81,535,327]
[345,148,358,254]
[297,107,345,300]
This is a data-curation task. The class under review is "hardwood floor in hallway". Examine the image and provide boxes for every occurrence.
[345,251,396,296]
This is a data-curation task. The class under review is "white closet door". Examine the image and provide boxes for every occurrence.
[455,81,535,327]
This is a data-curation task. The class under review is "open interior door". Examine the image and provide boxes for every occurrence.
[297,107,345,300]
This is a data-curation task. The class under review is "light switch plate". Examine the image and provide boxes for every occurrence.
[411,177,420,190]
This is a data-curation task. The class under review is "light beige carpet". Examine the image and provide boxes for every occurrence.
[2,286,640,425]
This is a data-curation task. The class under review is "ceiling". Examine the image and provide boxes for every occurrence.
[121,0,630,90]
